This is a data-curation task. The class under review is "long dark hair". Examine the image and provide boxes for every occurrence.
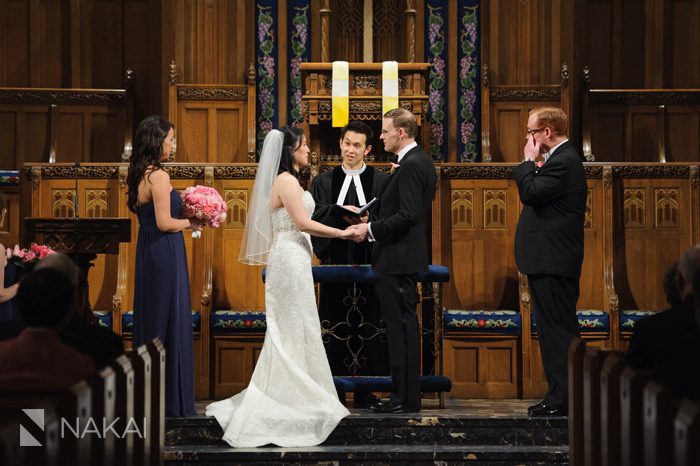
[277,126,310,190]
[126,116,173,212]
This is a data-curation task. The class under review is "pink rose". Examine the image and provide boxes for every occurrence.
[536,160,544,168]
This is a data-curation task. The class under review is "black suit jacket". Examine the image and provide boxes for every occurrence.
[371,145,436,275]
[513,141,587,279]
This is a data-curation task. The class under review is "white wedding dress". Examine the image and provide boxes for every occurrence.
[206,191,349,447]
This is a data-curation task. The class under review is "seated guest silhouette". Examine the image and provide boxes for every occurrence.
[36,253,124,368]
[0,268,96,388]
[631,246,700,399]
[0,254,124,368]
[627,261,686,369]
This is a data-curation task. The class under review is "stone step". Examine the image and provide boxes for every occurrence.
[166,413,568,447]
[165,444,569,465]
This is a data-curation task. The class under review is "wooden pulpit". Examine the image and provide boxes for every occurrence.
[23,217,131,319]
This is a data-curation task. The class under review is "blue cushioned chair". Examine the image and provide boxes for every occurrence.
[333,375,452,404]
[211,310,266,332]
[619,310,656,334]
[0,170,19,187]
[531,309,610,334]
[121,310,202,333]
[93,310,113,329]
[444,309,521,334]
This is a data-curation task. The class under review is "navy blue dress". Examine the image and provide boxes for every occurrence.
[0,262,17,322]
[133,189,196,417]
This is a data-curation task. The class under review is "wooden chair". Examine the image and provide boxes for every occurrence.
[674,399,700,466]
[619,367,652,466]
[129,344,152,466]
[146,338,166,466]
[89,366,116,466]
[600,353,626,466]
[111,354,135,466]
[643,381,676,466]
[568,337,586,466]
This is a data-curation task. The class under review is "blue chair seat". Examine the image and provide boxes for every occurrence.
[444,310,521,334]
[531,309,610,333]
[0,170,19,187]
[211,310,266,333]
[262,264,451,284]
[620,310,656,333]
[333,375,452,396]
[93,310,113,329]
[122,310,201,333]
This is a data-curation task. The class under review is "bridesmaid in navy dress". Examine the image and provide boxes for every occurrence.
[0,193,19,321]
[126,116,200,417]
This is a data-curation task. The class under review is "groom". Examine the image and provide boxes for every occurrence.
[351,108,437,413]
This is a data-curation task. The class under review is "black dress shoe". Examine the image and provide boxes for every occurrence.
[527,400,546,415]
[353,393,381,408]
[528,404,567,417]
[369,401,420,413]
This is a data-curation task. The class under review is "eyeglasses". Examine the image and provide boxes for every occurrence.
[526,127,546,136]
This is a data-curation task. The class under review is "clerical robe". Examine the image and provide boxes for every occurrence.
[310,164,389,376]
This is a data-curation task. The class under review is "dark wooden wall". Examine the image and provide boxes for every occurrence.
[1,0,698,164]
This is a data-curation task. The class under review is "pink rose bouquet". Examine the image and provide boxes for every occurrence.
[181,185,228,238]
[5,243,56,270]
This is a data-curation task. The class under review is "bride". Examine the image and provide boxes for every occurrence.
[206,127,353,447]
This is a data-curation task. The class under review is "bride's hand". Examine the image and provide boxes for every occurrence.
[335,226,357,240]
[189,219,204,231]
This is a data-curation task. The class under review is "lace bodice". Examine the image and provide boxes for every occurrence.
[271,191,315,233]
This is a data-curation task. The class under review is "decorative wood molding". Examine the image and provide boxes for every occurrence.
[24,166,119,179]
[612,165,690,178]
[176,86,248,101]
[163,166,206,179]
[585,166,604,178]
[314,100,424,120]
[690,166,699,188]
[213,166,258,179]
[489,87,560,101]
[440,165,514,179]
[0,89,126,105]
[588,90,700,105]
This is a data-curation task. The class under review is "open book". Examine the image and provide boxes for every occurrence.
[329,197,378,222]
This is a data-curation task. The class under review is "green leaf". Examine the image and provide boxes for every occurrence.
[260,40,274,55]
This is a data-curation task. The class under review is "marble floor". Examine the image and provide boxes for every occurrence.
[194,397,543,418]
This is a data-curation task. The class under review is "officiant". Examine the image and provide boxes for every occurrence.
[310,121,389,403]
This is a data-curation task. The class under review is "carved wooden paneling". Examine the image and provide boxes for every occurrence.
[450,189,474,229]
[85,189,109,218]
[623,189,646,229]
[443,337,518,398]
[224,189,248,229]
[445,179,519,311]
[614,180,692,311]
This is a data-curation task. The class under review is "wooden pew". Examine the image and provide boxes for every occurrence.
[600,353,626,466]
[583,348,622,466]
[619,367,652,466]
[146,338,165,466]
[129,345,152,466]
[568,337,586,466]
[643,381,676,466]
[89,366,116,466]
[675,399,700,466]
[0,403,60,466]
[111,354,135,466]
[0,382,91,465]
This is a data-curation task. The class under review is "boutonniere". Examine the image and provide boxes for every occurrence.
[389,162,400,175]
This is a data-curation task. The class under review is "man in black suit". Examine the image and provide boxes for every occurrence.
[350,108,437,413]
[513,107,587,417]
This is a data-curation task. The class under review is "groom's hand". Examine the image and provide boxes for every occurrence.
[351,223,369,243]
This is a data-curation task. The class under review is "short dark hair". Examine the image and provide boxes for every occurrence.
[340,121,374,146]
[17,268,75,329]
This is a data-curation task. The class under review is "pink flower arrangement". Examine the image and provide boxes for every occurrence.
[5,243,56,267]
[181,186,228,238]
